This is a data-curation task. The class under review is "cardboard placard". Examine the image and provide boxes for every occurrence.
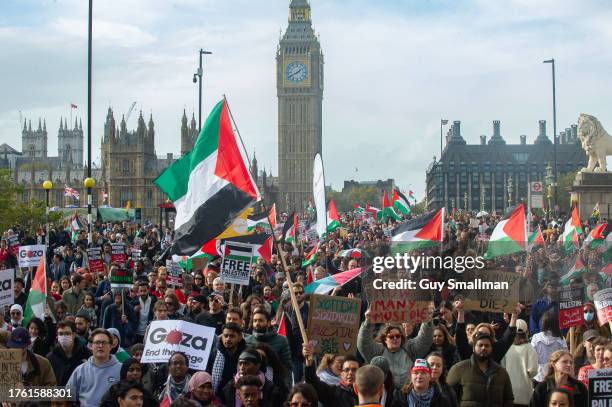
[594,288,612,325]
[141,320,215,371]
[0,269,14,308]
[220,241,253,285]
[110,267,133,289]
[462,269,520,314]
[17,244,45,268]
[111,243,127,265]
[307,294,361,355]
[588,368,612,405]
[0,349,22,388]
[559,285,584,329]
[165,260,183,288]
[87,247,105,273]
[363,270,433,324]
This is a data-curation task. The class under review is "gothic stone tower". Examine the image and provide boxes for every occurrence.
[58,117,84,169]
[22,118,48,158]
[180,110,198,156]
[277,0,324,210]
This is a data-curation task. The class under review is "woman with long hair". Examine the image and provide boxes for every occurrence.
[241,294,264,334]
[428,324,459,371]
[392,359,450,407]
[425,352,458,407]
[531,311,567,382]
[284,383,318,407]
[27,316,54,356]
[316,354,344,385]
[530,350,587,407]
[501,319,539,407]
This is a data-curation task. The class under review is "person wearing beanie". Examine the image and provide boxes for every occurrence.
[447,332,514,406]
[8,327,57,387]
[392,359,450,407]
[501,319,539,406]
[219,347,286,407]
[186,371,223,406]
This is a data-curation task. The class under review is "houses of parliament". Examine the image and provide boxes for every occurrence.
[0,0,322,221]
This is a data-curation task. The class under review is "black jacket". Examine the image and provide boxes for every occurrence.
[206,337,247,393]
[46,340,92,386]
[455,322,516,363]
[530,377,587,407]
[220,375,286,407]
[304,363,357,407]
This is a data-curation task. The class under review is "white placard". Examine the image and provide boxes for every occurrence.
[17,245,45,268]
[0,269,15,308]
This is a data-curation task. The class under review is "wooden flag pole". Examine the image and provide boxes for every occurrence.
[223,95,309,346]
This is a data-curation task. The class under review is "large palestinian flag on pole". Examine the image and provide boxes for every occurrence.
[154,99,260,256]
[377,191,401,222]
[224,233,273,264]
[327,198,340,232]
[305,267,363,295]
[282,211,297,244]
[484,203,527,259]
[24,256,47,324]
[559,204,583,254]
[528,225,545,251]
[391,208,445,252]
[393,188,411,215]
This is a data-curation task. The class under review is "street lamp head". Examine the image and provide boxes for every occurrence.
[42,180,53,190]
[543,59,554,64]
[84,177,96,189]
[193,74,198,83]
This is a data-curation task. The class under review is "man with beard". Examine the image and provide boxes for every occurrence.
[245,307,292,379]
[196,291,227,334]
[446,332,513,406]
[74,310,92,343]
[185,294,206,320]
[207,322,247,393]
[132,281,157,343]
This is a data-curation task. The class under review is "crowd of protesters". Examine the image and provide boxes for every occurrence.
[0,205,610,407]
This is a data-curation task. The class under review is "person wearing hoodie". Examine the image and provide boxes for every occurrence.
[531,311,567,382]
[501,319,539,407]
[99,358,159,407]
[244,306,292,388]
[66,328,122,407]
[46,320,91,386]
[107,327,131,363]
[207,322,247,393]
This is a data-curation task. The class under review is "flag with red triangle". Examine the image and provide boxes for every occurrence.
[282,211,297,244]
[391,208,445,252]
[559,204,583,253]
[484,203,527,259]
[377,191,401,222]
[528,225,545,250]
[302,244,318,268]
[23,255,48,324]
[268,203,278,230]
[327,199,340,232]
[277,312,287,337]
[365,203,379,219]
[392,188,411,215]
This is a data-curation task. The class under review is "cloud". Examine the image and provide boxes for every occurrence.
[52,18,156,47]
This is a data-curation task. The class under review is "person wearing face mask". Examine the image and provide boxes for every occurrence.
[569,302,611,351]
[46,320,91,386]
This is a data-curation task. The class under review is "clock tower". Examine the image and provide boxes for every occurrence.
[277,0,324,211]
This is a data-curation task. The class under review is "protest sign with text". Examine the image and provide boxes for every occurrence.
[462,269,519,314]
[111,243,127,264]
[17,244,45,268]
[307,294,361,355]
[0,349,21,389]
[559,285,584,329]
[141,320,215,370]
[110,267,132,289]
[0,269,14,308]
[220,241,253,285]
[87,247,105,273]
[594,288,612,325]
[588,368,612,406]
[165,260,183,288]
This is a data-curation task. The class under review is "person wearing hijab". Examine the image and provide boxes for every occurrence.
[9,304,24,328]
[186,371,223,407]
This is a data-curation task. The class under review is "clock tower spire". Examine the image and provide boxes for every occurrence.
[277,0,324,211]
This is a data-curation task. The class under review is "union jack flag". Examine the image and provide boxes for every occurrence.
[64,184,80,200]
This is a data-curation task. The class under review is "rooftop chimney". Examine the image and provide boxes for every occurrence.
[571,124,578,141]
[448,121,467,145]
[480,135,486,145]
[488,120,506,145]
[520,135,526,145]
[534,119,552,145]
[560,131,566,144]
[167,153,173,160]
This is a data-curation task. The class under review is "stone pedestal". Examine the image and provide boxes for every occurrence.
[571,172,612,220]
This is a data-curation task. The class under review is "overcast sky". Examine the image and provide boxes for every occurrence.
[1,0,611,198]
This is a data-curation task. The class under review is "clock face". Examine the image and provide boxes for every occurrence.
[286,61,308,83]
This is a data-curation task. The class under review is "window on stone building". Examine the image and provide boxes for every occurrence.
[123,159,130,174]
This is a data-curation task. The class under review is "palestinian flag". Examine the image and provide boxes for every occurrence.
[302,244,318,268]
[154,99,260,256]
[408,190,417,204]
[377,191,401,222]
[559,205,583,254]
[177,239,221,270]
[268,203,278,229]
[354,205,365,214]
[338,248,367,259]
[70,213,84,242]
[24,255,47,324]
[246,208,272,233]
[365,203,379,219]
[528,226,545,250]
[282,211,297,244]
[327,199,340,232]
[391,208,445,252]
[304,267,363,295]
[560,256,586,286]
[583,222,609,250]
[226,233,273,264]
[484,203,527,259]
[276,312,287,337]
[393,188,411,215]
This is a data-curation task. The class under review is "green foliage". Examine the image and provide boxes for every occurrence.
[557,170,579,215]
[328,186,381,212]
[0,169,62,234]
[410,200,426,215]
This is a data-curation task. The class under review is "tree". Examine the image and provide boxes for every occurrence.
[328,186,381,212]
[0,169,62,234]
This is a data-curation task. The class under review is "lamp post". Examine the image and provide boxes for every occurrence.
[84,177,96,245]
[193,49,212,131]
[507,175,514,207]
[440,119,448,158]
[543,58,558,209]
[480,184,486,212]
[42,180,52,246]
[464,191,468,211]
[545,162,553,218]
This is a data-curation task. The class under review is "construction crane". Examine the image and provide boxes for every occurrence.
[125,101,137,124]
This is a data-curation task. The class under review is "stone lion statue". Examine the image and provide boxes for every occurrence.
[578,113,612,172]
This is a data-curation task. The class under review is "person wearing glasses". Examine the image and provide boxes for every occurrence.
[196,291,227,335]
[285,383,318,407]
[303,341,360,407]
[283,282,309,382]
[357,306,434,389]
[66,328,123,406]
